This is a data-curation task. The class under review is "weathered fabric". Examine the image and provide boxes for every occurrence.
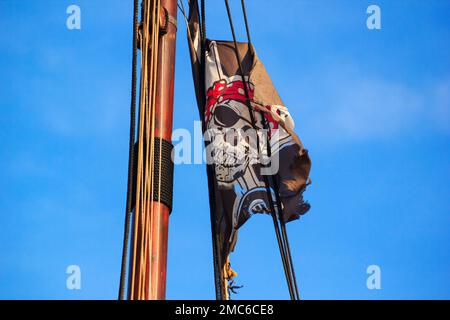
[186,1,312,263]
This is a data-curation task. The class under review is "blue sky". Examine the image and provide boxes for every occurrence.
[0,0,449,299]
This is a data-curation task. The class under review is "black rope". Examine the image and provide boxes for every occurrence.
[281,221,300,298]
[240,0,252,48]
[200,0,207,111]
[260,114,300,299]
[200,0,206,64]
[243,0,300,297]
[243,0,300,299]
[223,0,297,300]
[273,174,301,299]
[241,0,300,299]
[199,0,224,300]
[201,0,206,45]
[118,0,139,301]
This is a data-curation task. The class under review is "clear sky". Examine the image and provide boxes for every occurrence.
[0,0,449,299]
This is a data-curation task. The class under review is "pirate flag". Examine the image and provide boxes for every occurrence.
[185,1,312,297]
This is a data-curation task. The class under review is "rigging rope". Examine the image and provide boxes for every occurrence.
[240,0,253,55]
[223,0,299,300]
[241,0,301,298]
[119,0,139,301]
[179,0,301,301]
[198,0,226,300]
[121,0,161,299]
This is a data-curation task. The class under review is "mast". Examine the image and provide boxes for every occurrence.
[121,0,177,300]
[143,0,177,300]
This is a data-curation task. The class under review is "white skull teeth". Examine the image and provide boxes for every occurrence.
[213,149,242,168]
[210,137,251,183]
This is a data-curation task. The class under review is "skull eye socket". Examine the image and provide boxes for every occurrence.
[214,104,240,127]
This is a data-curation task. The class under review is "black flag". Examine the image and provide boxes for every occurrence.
[186,0,311,298]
